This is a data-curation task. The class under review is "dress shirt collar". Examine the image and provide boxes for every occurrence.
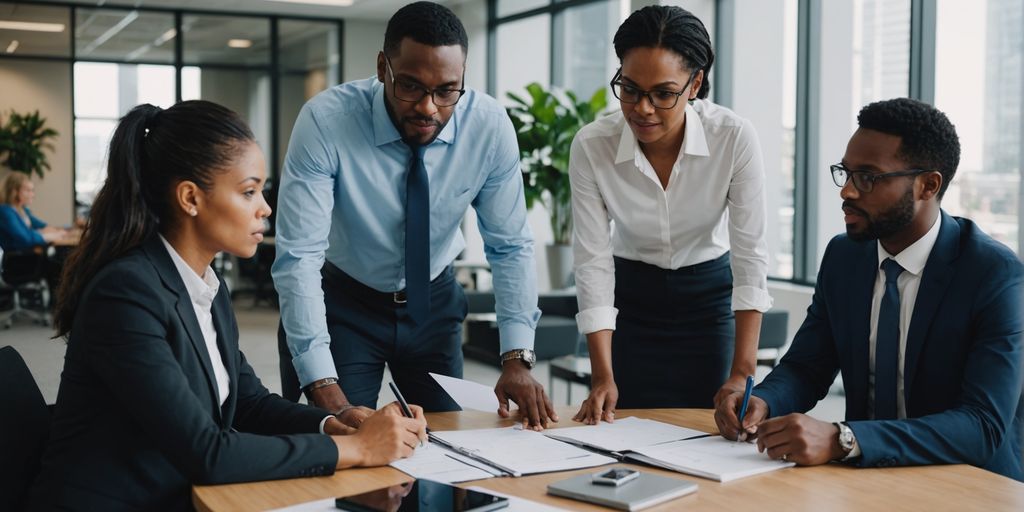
[371,79,457,148]
[614,102,710,165]
[876,212,942,276]
[158,235,220,307]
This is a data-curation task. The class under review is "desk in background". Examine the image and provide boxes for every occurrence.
[192,407,1024,511]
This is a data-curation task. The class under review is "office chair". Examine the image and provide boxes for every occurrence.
[0,247,51,328]
[757,310,790,367]
[0,346,52,511]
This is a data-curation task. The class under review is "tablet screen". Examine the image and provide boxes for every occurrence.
[335,480,508,512]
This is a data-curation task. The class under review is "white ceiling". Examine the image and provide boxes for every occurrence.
[30,0,462,21]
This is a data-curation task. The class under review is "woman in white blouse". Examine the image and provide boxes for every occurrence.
[570,5,772,423]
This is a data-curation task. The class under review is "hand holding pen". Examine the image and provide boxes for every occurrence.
[389,382,430,447]
[712,375,770,442]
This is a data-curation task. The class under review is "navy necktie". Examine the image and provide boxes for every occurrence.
[405,144,430,324]
[875,258,904,420]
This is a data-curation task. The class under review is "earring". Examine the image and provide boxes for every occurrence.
[189,209,197,217]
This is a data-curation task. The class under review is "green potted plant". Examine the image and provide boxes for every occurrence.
[506,82,607,289]
[0,110,59,179]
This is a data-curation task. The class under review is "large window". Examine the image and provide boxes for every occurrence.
[935,0,1022,254]
[73,62,176,204]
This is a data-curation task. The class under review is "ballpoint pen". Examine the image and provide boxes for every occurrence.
[737,375,754,442]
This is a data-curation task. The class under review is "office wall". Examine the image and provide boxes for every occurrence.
[0,59,74,225]
[343,20,387,81]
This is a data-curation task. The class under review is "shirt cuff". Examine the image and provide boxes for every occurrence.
[575,306,618,334]
[318,415,333,435]
[498,321,535,355]
[292,344,339,388]
[731,285,774,312]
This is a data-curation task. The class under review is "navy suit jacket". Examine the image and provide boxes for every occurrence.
[31,236,338,510]
[755,212,1024,480]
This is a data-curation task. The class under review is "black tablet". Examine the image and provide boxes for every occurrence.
[335,480,508,512]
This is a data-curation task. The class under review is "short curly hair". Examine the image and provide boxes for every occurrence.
[383,1,468,57]
[857,98,960,199]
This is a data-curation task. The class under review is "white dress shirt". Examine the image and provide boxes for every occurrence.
[569,100,773,334]
[867,213,942,420]
[159,236,230,407]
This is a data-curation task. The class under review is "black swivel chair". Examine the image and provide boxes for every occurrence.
[757,310,790,367]
[0,247,51,328]
[0,346,52,511]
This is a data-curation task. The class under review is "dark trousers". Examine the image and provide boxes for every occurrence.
[612,253,735,409]
[278,263,466,412]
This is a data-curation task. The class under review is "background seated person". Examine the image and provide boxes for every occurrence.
[0,172,69,251]
[715,98,1023,481]
[30,101,428,511]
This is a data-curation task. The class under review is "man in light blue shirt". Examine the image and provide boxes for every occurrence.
[273,1,557,429]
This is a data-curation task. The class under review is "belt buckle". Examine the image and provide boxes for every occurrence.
[393,290,407,304]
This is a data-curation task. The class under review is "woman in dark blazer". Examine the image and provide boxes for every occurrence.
[30,101,427,511]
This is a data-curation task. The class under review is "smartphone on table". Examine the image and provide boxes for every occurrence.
[591,467,641,486]
[335,479,508,512]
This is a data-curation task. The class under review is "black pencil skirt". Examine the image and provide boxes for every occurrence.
[611,253,735,409]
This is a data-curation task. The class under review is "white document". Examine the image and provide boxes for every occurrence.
[429,426,616,476]
[389,442,498,483]
[429,373,501,412]
[544,416,708,452]
[626,436,795,483]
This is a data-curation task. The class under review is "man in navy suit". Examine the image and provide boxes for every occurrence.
[715,98,1023,481]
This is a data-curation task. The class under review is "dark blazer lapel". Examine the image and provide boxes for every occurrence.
[211,283,238,425]
[141,236,222,423]
[845,240,878,420]
[903,212,958,405]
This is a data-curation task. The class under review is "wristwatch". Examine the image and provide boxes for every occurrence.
[499,349,536,369]
[835,421,857,455]
[302,377,338,401]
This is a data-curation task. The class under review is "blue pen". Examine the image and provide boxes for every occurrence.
[736,375,754,442]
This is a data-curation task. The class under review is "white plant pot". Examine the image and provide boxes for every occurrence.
[545,243,574,290]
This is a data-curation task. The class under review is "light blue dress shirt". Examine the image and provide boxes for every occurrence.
[273,77,540,386]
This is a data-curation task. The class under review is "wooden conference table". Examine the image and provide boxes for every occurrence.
[193,406,1024,511]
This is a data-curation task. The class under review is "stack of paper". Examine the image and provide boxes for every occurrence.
[390,426,615,481]
[626,436,795,482]
[543,416,707,452]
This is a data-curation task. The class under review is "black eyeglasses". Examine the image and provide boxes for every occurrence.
[384,54,465,107]
[609,68,698,110]
[830,163,928,193]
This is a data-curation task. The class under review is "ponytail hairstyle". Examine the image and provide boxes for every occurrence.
[54,100,254,337]
[613,5,714,100]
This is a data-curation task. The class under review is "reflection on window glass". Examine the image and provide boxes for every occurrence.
[75,8,175,63]
[496,14,551,104]
[0,3,71,57]
[554,0,615,99]
[936,0,1022,253]
[851,0,909,129]
[182,14,269,66]
[496,0,550,18]
[73,62,175,204]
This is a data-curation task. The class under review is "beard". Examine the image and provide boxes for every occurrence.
[383,93,448,147]
[846,186,915,242]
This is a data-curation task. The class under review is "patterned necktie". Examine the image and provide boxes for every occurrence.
[875,258,904,419]
[405,144,430,324]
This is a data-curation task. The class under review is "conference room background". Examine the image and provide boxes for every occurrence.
[0,0,1021,327]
